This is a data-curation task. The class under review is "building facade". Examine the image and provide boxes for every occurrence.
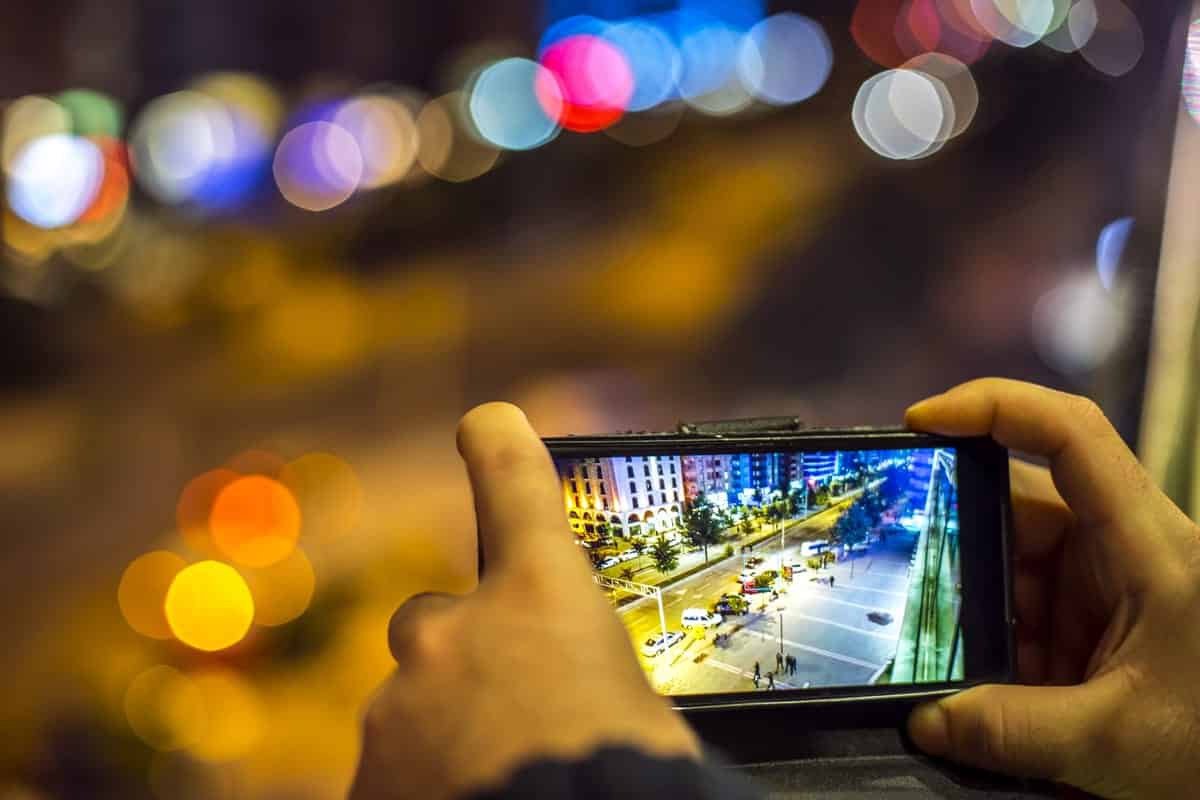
[558,455,684,541]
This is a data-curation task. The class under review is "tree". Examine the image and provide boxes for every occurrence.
[787,488,804,518]
[833,502,870,551]
[650,535,680,574]
[620,566,634,582]
[739,515,755,537]
[630,537,646,569]
[681,494,725,564]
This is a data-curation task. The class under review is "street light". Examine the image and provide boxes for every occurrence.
[778,611,784,656]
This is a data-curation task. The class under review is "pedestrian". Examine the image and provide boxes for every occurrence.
[829,574,835,589]
[767,672,775,690]
[754,661,760,681]
[776,652,784,673]
[753,671,760,689]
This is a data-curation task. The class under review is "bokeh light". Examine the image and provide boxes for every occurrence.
[244,547,316,627]
[1042,0,1098,53]
[77,136,131,227]
[901,53,978,138]
[1078,0,1143,77]
[604,18,682,111]
[177,468,241,556]
[674,15,742,101]
[603,104,685,147]
[118,551,188,640]
[124,665,205,751]
[469,58,563,151]
[1097,216,1133,290]
[333,94,421,187]
[273,121,363,212]
[684,77,754,116]
[2,95,71,171]
[129,89,272,209]
[970,0,1056,48]
[930,0,995,64]
[738,14,832,106]
[210,475,301,567]
[186,668,265,762]
[537,34,635,132]
[851,0,918,67]
[56,88,123,138]
[7,134,104,228]
[853,69,951,160]
[164,561,255,652]
[279,452,363,541]
[415,92,501,182]
[1033,272,1126,374]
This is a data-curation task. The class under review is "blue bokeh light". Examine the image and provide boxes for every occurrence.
[1096,217,1134,291]
[469,58,562,151]
[603,18,681,111]
[738,13,833,106]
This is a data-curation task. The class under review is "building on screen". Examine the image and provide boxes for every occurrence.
[558,455,684,540]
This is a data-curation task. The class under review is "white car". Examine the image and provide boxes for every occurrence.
[619,550,640,562]
[641,631,685,657]
[800,539,830,558]
[598,556,621,570]
[681,608,723,629]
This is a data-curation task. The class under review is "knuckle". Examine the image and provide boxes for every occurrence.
[1063,393,1109,434]
[389,606,455,665]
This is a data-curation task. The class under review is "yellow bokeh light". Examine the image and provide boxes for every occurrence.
[165,561,255,652]
[244,547,315,627]
[415,92,499,183]
[118,550,188,639]
[124,665,205,750]
[280,453,363,541]
[210,475,301,567]
[186,668,265,762]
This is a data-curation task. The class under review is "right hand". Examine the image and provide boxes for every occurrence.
[904,379,1200,799]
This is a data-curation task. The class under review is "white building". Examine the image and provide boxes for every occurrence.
[559,455,684,540]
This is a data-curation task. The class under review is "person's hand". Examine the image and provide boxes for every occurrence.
[904,379,1200,799]
[350,403,700,800]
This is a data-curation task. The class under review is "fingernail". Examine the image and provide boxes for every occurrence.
[908,702,950,756]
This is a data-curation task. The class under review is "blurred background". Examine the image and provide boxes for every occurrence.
[0,1,1193,797]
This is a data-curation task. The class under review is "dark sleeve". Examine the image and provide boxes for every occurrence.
[465,746,764,800]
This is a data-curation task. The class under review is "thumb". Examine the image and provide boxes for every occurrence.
[908,683,1104,784]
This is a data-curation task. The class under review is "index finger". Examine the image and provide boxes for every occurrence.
[456,402,582,575]
[905,378,1149,530]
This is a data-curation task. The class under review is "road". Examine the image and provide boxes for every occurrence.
[613,520,919,695]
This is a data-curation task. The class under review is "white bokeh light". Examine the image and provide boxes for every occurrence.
[7,134,104,228]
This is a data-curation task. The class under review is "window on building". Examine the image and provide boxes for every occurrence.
[603,499,610,510]
[644,464,650,477]
[585,524,595,534]
[582,465,590,479]
[658,463,663,475]
[599,482,607,495]
[573,495,581,507]
[584,481,591,494]
[671,462,676,474]
[645,480,652,492]
[672,477,678,488]
[659,478,665,489]
[633,496,639,509]
[627,465,634,478]
[674,491,680,502]
[629,481,636,495]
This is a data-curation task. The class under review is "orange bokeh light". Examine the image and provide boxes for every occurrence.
[210,475,301,567]
[177,468,241,556]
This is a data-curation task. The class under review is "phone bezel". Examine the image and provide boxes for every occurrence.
[542,428,1015,716]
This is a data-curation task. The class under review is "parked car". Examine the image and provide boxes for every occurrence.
[744,556,764,568]
[641,631,685,657]
[681,608,723,628]
[618,550,640,562]
[598,556,621,570]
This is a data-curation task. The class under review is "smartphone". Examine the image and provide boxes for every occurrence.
[543,426,1015,721]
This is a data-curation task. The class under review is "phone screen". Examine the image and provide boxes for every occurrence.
[552,446,964,696]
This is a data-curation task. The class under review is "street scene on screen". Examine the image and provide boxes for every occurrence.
[555,448,962,695]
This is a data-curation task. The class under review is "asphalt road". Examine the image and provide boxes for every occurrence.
[615,522,920,695]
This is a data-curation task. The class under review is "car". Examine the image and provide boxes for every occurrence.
[714,594,749,615]
[597,556,621,570]
[847,542,870,553]
[641,631,685,657]
[681,608,723,628]
[800,539,830,557]
[618,550,640,562]
[744,556,764,568]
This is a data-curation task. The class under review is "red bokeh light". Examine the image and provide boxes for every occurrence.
[852,0,992,68]
[536,34,634,133]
